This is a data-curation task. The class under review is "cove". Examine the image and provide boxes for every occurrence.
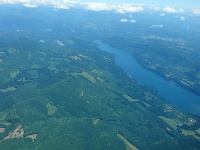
[95,40,200,116]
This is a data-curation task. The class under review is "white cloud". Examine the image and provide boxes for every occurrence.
[23,3,38,8]
[163,6,178,13]
[51,0,78,9]
[163,6,183,13]
[50,1,73,9]
[85,3,110,11]
[120,19,136,23]
[193,9,200,15]
[159,13,165,16]
[180,16,185,21]
[115,4,144,14]
[151,25,164,28]
[120,18,128,22]
[130,19,136,23]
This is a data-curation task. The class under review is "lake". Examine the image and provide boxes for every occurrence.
[95,40,200,116]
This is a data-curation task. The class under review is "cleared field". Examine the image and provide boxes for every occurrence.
[159,116,178,130]
[93,119,100,125]
[47,103,57,116]
[117,134,140,150]
[73,72,96,83]
[0,86,17,93]
[123,94,138,102]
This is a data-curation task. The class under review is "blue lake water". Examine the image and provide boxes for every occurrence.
[95,40,200,116]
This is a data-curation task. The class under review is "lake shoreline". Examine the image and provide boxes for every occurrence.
[96,40,200,116]
[138,62,200,97]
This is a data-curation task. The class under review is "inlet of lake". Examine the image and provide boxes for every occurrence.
[95,40,200,116]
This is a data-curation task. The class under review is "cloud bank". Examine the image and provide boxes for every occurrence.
[0,0,197,16]
[85,3,144,14]
[0,0,144,13]
[0,0,78,9]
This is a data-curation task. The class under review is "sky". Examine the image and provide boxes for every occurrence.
[0,0,200,15]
